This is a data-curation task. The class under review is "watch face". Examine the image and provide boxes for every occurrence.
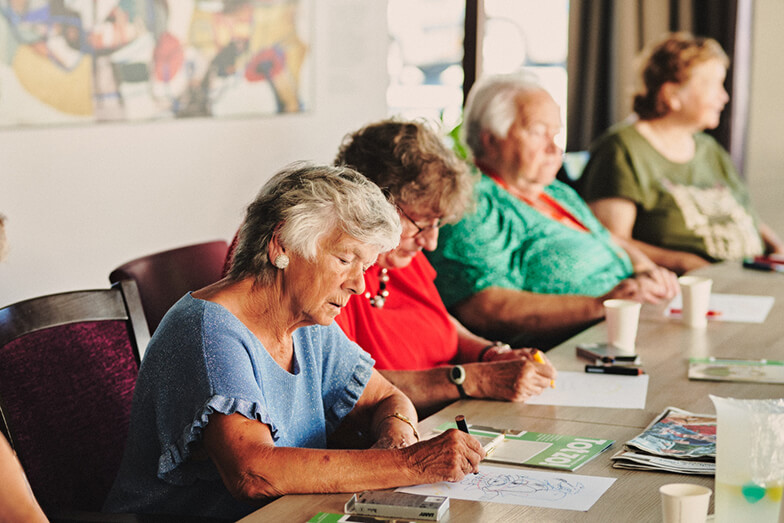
[450,365,466,385]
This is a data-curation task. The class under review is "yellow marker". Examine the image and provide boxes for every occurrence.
[532,349,555,388]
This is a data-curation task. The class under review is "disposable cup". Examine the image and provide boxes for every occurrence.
[678,276,713,328]
[603,299,641,352]
[711,395,784,523]
[660,483,712,523]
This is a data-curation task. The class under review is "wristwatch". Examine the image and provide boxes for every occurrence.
[449,365,468,399]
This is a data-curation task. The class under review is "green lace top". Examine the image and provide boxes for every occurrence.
[428,173,633,308]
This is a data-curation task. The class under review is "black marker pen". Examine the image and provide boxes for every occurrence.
[585,364,644,376]
[455,414,480,474]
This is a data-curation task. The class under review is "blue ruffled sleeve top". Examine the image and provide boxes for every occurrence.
[103,293,374,520]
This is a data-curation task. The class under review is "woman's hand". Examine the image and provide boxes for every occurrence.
[633,266,680,301]
[463,352,556,402]
[483,346,548,365]
[402,429,485,483]
[602,267,678,305]
[482,345,530,362]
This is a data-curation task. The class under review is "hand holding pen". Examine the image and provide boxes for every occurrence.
[401,418,484,482]
[471,349,556,402]
[531,349,556,388]
[455,415,504,456]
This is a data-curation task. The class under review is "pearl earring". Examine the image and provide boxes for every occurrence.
[273,254,290,269]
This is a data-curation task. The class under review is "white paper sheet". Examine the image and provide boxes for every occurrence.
[525,371,649,409]
[396,464,616,512]
[666,293,775,323]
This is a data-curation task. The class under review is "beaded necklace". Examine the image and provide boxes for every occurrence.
[365,268,390,308]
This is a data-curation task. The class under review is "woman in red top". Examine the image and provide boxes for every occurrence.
[334,119,556,416]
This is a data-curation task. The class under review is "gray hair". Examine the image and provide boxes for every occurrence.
[463,73,544,161]
[229,162,401,285]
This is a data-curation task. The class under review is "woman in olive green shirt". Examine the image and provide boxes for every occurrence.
[580,33,783,274]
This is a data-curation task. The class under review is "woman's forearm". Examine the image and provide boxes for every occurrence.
[625,237,710,275]
[450,314,494,362]
[452,287,604,342]
[0,436,48,523]
[611,233,656,272]
[590,198,708,274]
[379,368,459,415]
[204,413,481,503]
[342,370,419,447]
[368,392,420,448]
[233,445,417,500]
[205,413,417,502]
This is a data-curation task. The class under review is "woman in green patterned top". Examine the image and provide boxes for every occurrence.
[428,75,679,348]
[579,32,784,274]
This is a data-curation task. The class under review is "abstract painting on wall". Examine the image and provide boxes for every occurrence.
[0,0,312,127]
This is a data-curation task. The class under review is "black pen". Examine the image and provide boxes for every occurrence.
[743,259,784,273]
[455,414,469,433]
[585,364,644,376]
[455,415,480,474]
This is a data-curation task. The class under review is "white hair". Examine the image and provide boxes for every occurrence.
[230,162,401,285]
[463,73,544,161]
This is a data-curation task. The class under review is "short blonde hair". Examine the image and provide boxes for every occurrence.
[634,32,729,120]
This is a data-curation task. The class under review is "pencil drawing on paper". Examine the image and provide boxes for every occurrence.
[397,464,616,511]
[460,472,584,501]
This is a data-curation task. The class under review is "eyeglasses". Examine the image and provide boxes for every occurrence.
[397,205,443,238]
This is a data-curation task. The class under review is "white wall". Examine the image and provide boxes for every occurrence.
[2,1,783,308]
[0,0,388,307]
[746,0,784,235]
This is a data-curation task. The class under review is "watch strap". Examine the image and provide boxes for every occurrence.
[455,381,468,399]
[449,365,469,399]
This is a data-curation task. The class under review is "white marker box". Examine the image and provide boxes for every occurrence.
[345,490,449,521]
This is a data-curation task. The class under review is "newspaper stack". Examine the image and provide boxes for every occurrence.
[611,406,716,475]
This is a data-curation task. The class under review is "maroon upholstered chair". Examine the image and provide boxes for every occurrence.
[0,281,149,514]
[109,240,229,336]
[222,232,239,278]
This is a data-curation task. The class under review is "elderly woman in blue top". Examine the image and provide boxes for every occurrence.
[104,164,485,520]
[428,75,679,348]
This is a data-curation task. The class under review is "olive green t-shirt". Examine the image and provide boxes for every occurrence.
[580,124,763,261]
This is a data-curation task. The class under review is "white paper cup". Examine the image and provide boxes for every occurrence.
[603,299,641,351]
[678,276,713,328]
[660,483,712,523]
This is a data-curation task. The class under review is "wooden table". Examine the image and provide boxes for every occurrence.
[238,262,784,522]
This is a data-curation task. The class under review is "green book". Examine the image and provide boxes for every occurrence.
[433,422,614,472]
[307,512,395,522]
[307,514,346,523]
